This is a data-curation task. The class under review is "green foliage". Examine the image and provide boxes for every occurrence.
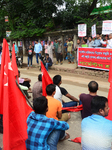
[0,0,112,40]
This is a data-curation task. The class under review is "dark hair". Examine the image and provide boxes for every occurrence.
[46,84,56,95]
[33,96,48,114]
[88,81,98,93]
[83,39,87,43]
[18,70,20,74]
[46,53,49,56]
[35,39,38,42]
[97,33,100,35]
[38,74,42,81]
[91,96,108,114]
[89,36,92,39]
[53,75,61,85]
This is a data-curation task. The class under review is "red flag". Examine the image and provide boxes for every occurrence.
[0,39,32,150]
[106,56,112,120]
[41,61,53,96]
[62,104,83,112]
[12,44,18,77]
[71,137,81,143]
[106,83,112,120]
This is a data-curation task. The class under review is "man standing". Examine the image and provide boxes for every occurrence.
[67,37,73,64]
[26,96,69,150]
[79,81,98,119]
[57,39,63,65]
[81,96,111,150]
[47,41,54,62]
[54,39,58,64]
[64,39,68,60]
[88,36,94,47]
[34,39,42,65]
[14,42,18,56]
[92,33,102,47]
[100,33,112,48]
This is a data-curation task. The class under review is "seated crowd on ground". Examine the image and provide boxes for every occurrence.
[16,70,112,150]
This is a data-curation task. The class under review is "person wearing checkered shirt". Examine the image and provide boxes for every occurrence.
[25,96,69,150]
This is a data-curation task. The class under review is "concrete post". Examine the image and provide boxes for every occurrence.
[22,39,25,55]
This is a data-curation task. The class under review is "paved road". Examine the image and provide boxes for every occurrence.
[0,68,109,150]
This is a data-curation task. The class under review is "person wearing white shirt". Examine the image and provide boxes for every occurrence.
[100,33,112,48]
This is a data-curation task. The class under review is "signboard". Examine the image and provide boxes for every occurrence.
[5,16,8,22]
[18,41,22,47]
[91,24,96,38]
[6,31,11,37]
[78,47,112,71]
[78,24,87,37]
[102,20,112,35]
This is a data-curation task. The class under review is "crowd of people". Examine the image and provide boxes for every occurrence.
[26,33,112,71]
[0,33,112,71]
[17,71,112,150]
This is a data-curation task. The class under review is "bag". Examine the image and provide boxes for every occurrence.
[0,114,3,133]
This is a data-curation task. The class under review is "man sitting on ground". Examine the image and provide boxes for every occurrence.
[53,75,79,110]
[32,74,42,99]
[81,96,111,150]
[79,81,98,119]
[18,70,31,91]
[18,70,31,98]
[46,84,71,122]
[45,53,52,71]
[26,96,69,150]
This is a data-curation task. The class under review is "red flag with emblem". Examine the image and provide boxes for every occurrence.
[41,61,53,96]
[0,39,32,150]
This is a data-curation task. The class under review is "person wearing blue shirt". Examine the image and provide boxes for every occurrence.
[81,96,112,150]
[92,34,102,48]
[14,42,18,55]
[26,96,69,150]
[34,39,42,64]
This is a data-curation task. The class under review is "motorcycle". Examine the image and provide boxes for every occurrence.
[16,56,23,68]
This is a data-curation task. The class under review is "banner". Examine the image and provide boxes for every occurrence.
[91,24,96,38]
[102,20,112,35]
[6,31,11,37]
[78,47,112,71]
[78,24,87,37]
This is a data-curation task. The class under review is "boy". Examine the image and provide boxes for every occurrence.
[26,96,69,150]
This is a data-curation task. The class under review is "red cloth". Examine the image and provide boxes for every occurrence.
[108,55,112,83]
[106,55,112,120]
[0,39,32,150]
[12,44,18,77]
[106,83,112,121]
[71,137,81,143]
[62,104,83,112]
[41,61,53,96]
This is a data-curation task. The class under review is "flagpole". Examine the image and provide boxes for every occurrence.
[16,80,33,109]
